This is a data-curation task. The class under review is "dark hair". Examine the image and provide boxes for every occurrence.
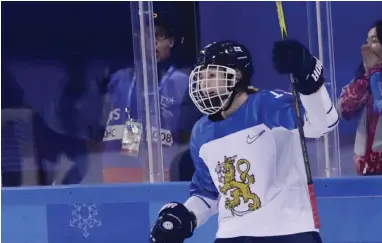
[354,62,365,79]
[153,3,183,41]
[354,20,382,78]
[373,20,382,43]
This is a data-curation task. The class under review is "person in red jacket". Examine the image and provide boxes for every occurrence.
[337,20,382,175]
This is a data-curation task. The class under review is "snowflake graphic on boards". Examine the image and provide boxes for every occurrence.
[69,203,102,238]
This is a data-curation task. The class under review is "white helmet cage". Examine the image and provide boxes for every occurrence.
[189,64,237,115]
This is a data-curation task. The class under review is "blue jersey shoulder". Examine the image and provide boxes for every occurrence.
[191,116,215,147]
[258,89,302,130]
[260,89,295,105]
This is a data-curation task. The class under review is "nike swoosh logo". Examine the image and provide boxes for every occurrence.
[246,130,265,144]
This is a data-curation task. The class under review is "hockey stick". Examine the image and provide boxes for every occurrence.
[275,1,320,228]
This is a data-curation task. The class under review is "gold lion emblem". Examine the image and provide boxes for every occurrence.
[215,155,261,216]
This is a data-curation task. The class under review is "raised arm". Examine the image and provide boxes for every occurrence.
[268,39,339,138]
[261,85,338,138]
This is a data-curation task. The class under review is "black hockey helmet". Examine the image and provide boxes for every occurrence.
[189,40,254,115]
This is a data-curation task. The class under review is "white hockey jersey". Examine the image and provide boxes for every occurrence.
[184,86,338,239]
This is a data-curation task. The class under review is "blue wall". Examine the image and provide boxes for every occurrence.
[2,177,382,243]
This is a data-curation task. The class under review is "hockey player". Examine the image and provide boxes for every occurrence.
[149,39,339,243]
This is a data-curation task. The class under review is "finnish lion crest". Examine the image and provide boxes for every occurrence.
[215,155,261,216]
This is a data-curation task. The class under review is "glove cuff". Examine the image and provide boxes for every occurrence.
[158,202,197,238]
[294,57,325,95]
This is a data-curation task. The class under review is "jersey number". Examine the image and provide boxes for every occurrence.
[270,90,292,98]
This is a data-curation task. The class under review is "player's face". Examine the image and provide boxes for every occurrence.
[367,27,382,57]
[189,64,237,115]
[155,26,173,63]
[198,66,229,95]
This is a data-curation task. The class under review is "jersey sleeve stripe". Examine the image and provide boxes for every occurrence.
[328,117,339,129]
[326,103,334,114]
[195,195,211,208]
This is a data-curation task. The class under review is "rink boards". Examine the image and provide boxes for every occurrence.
[2,177,382,243]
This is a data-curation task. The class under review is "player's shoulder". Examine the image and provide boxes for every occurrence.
[261,88,293,98]
[245,88,294,113]
[258,88,294,104]
[191,115,215,147]
[192,115,212,138]
[246,88,289,104]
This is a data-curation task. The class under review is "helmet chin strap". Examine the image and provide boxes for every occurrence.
[208,82,249,122]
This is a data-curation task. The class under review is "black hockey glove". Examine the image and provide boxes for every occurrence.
[272,39,324,95]
[149,202,197,243]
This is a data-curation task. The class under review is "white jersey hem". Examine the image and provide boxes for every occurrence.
[215,212,318,238]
